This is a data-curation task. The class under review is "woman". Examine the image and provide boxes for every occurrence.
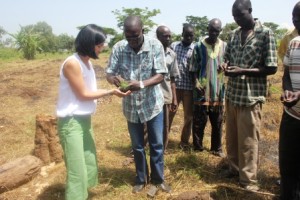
[56,24,130,200]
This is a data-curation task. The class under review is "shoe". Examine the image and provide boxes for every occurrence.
[159,182,172,193]
[147,185,159,197]
[164,149,169,155]
[211,151,225,158]
[220,169,239,179]
[132,184,144,193]
[147,182,172,197]
[242,184,260,192]
[194,146,204,152]
[276,179,280,186]
[179,143,191,151]
[129,149,134,158]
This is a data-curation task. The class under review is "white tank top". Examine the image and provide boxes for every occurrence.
[56,53,97,117]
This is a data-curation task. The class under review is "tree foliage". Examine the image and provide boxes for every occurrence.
[219,22,238,42]
[0,26,6,39]
[0,26,6,47]
[263,22,288,44]
[22,21,57,53]
[185,16,209,41]
[56,33,75,52]
[112,7,161,34]
[10,26,41,60]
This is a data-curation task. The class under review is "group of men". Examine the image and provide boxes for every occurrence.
[106,0,300,199]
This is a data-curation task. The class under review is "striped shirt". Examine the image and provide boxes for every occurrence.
[283,36,300,120]
[106,36,167,123]
[191,38,226,105]
[170,41,194,90]
[224,20,278,107]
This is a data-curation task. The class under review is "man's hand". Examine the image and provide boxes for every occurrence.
[224,66,243,77]
[220,60,229,71]
[127,80,142,91]
[195,79,205,95]
[170,99,178,112]
[107,75,124,87]
[280,90,300,108]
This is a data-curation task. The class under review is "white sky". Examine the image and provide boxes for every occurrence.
[1,0,298,37]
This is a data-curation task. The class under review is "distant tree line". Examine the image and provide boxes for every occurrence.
[0,22,75,59]
[0,7,289,60]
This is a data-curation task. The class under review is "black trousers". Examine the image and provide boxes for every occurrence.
[192,105,223,152]
[279,111,300,200]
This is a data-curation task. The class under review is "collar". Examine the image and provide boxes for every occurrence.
[179,41,194,50]
[236,19,263,34]
[124,36,151,54]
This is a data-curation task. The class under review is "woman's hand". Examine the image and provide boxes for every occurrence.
[112,88,131,97]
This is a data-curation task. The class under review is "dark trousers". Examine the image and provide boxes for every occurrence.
[192,105,223,152]
[279,111,300,200]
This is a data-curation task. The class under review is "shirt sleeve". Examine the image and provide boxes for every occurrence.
[170,54,180,78]
[106,45,119,75]
[263,29,278,67]
[153,41,168,74]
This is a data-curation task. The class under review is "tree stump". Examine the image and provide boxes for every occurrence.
[34,114,63,164]
[0,155,42,193]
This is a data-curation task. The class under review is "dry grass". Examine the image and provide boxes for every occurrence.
[0,54,283,200]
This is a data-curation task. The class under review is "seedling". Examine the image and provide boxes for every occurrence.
[119,80,130,92]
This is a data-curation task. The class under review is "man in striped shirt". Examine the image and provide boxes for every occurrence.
[190,18,226,157]
[280,36,300,200]
[278,2,300,65]
[222,0,277,192]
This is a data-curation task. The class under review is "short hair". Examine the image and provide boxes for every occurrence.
[293,1,300,14]
[233,0,252,10]
[156,25,169,37]
[75,24,106,59]
[182,23,194,33]
[123,15,143,31]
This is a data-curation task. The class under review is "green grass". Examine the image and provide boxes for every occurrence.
[0,48,72,62]
[0,48,22,61]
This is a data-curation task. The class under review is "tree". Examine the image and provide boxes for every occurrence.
[10,26,41,60]
[0,26,6,47]
[102,27,119,48]
[56,33,74,52]
[185,16,209,41]
[112,7,161,34]
[263,22,279,33]
[31,21,56,52]
[219,22,238,42]
[263,22,288,45]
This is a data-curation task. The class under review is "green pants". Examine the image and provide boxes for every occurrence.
[58,115,98,200]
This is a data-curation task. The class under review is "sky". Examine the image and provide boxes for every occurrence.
[1,0,299,37]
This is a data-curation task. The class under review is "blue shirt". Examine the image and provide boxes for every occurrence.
[106,36,167,123]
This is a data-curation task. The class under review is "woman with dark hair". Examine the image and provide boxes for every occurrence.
[56,24,130,200]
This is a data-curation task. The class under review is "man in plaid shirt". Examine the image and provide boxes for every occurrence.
[222,0,277,192]
[106,16,171,196]
[169,24,195,149]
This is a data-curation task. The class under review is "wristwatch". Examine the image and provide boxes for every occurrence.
[139,81,144,89]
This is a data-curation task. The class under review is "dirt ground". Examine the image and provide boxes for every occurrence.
[0,56,283,200]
